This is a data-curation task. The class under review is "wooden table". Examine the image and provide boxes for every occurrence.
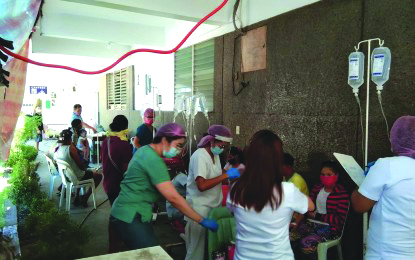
[77,246,173,260]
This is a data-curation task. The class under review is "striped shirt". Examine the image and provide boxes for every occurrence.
[309,183,349,236]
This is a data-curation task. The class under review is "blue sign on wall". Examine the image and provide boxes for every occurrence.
[30,86,47,94]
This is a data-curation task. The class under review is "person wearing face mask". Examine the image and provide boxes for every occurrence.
[352,116,415,260]
[290,161,349,259]
[133,108,156,154]
[110,123,219,250]
[185,125,240,260]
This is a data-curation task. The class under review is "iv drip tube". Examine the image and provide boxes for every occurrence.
[377,91,390,139]
[354,93,365,163]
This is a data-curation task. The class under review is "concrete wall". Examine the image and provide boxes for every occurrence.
[214,0,415,259]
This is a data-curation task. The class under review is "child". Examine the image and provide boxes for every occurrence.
[77,129,90,167]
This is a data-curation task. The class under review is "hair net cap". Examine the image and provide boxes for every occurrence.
[198,125,233,148]
[390,115,415,159]
[144,108,155,117]
[155,123,186,138]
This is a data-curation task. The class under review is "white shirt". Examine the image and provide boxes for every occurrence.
[316,188,330,214]
[227,182,308,260]
[359,156,415,260]
[54,145,85,180]
[186,148,223,217]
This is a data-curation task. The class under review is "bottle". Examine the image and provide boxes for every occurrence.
[371,47,391,90]
[348,52,365,93]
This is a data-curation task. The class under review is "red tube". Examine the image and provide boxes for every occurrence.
[0,0,228,75]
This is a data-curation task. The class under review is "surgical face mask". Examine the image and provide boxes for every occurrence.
[144,117,154,125]
[211,146,224,155]
[320,175,338,187]
[163,146,179,158]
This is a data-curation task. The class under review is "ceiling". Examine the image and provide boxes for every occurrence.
[31,0,319,58]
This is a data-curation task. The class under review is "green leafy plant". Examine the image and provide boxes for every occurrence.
[0,181,10,229]
[14,114,42,144]
[6,144,38,167]
[22,200,89,260]
[8,161,43,209]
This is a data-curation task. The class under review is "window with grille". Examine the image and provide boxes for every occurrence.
[174,39,215,111]
[106,67,129,110]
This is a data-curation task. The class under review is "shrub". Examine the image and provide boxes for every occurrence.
[6,144,38,167]
[23,200,89,260]
[8,161,43,208]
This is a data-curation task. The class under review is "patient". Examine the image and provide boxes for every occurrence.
[290,161,349,259]
[54,129,102,207]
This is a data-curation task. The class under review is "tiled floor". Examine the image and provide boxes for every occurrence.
[28,140,186,259]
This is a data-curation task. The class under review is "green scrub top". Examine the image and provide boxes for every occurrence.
[111,145,171,223]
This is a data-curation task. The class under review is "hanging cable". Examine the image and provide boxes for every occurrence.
[377,91,390,139]
[231,0,248,96]
[355,93,365,163]
[0,0,229,75]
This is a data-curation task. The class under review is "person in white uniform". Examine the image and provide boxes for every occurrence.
[352,115,415,260]
[227,130,315,260]
[185,125,240,260]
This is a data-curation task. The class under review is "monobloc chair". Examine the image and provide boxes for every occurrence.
[55,159,96,213]
[316,203,350,260]
[45,155,60,200]
[207,207,236,260]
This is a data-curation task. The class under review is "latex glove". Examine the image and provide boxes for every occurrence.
[199,218,219,232]
[364,161,377,176]
[226,168,240,180]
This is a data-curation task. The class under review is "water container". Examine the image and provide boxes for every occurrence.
[371,47,391,88]
[348,52,365,92]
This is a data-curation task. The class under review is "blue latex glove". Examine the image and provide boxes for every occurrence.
[199,218,219,232]
[227,168,240,180]
[364,161,376,176]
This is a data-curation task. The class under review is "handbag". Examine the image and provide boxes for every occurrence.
[107,138,123,173]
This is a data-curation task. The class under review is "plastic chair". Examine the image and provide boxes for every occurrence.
[207,207,236,260]
[55,159,96,212]
[45,155,60,200]
[316,203,350,260]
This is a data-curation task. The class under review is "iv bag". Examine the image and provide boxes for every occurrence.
[371,47,391,88]
[348,52,365,92]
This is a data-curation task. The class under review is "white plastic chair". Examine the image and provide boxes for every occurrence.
[45,155,60,200]
[55,159,96,212]
[316,203,350,260]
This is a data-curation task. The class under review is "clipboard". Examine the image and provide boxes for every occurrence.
[333,152,365,186]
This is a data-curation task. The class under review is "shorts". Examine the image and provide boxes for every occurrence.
[35,134,43,142]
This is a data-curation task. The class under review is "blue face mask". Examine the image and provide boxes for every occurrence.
[163,147,179,158]
[211,146,224,155]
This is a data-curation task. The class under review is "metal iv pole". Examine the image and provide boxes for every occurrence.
[354,37,384,256]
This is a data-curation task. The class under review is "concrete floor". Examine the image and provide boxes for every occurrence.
[30,140,186,259]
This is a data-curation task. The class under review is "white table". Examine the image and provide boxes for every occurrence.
[77,246,173,260]
[87,133,106,164]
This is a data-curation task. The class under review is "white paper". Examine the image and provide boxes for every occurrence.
[333,152,365,186]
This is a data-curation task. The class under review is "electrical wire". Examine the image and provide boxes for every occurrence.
[377,91,390,139]
[0,0,229,75]
[79,198,108,227]
[355,94,365,163]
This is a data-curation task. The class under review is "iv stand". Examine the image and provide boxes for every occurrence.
[354,38,384,256]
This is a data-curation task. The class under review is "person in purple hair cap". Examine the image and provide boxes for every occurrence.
[185,125,241,260]
[110,123,219,251]
[352,115,415,259]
